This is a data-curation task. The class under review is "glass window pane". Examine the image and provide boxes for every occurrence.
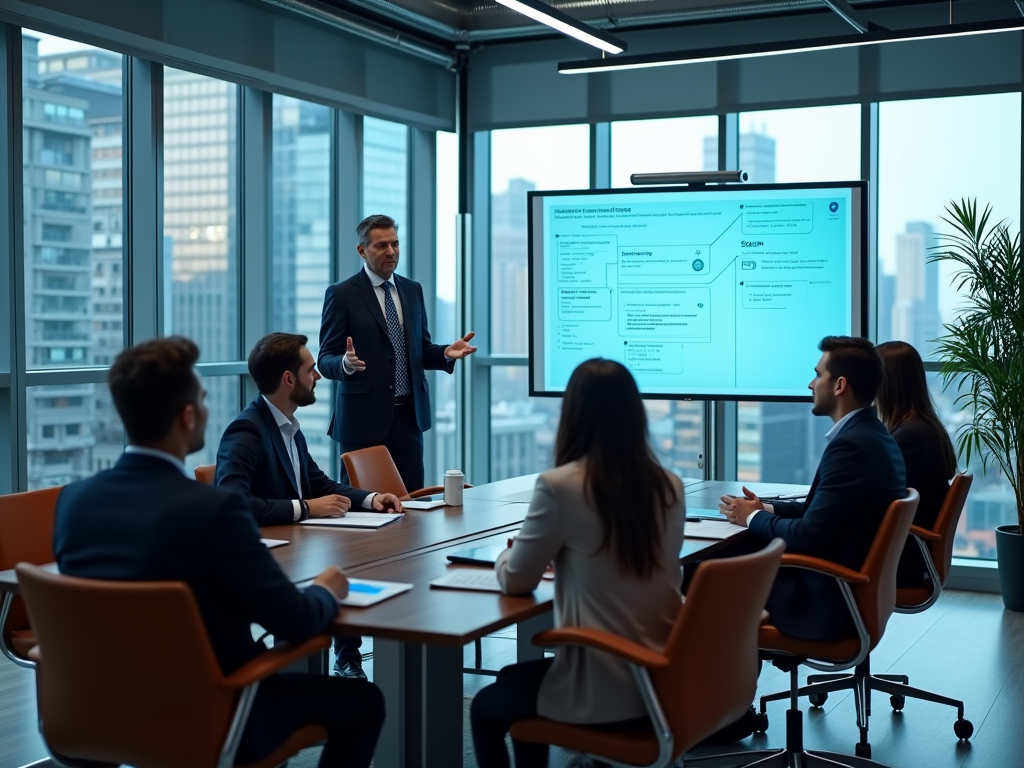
[163,69,239,361]
[646,400,705,480]
[734,105,861,483]
[878,93,1021,359]
[189,375,241,470]
[363,116,409,277]
[271,94,333,471]
[738,104,861,183]
[27,383,123,489]
[22,32,125,371]
[491,366,560,481]
[610,116,719,186]
[434,130,459,483]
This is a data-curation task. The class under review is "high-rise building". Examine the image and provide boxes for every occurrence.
[702,129,776,182]
[877,272,896,342]
[892,221,942,359]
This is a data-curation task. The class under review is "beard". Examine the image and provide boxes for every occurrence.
[291,382,316,408]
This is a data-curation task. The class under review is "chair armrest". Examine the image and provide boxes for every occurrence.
[222,635,331,689]
[780,554,869,584]
[408,485,445,499]
[909,525,941,542]
[532,627,668,669]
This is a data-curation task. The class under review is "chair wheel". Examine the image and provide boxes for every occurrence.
[855,742,871,759]
[954,718,974,740]
[752,712,769,735]
[809,692,828,707]
[890,694,905,712]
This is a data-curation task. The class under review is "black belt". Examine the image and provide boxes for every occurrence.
[394,395,412,406]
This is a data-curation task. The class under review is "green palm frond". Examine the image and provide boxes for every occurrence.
[932,198,1024,529]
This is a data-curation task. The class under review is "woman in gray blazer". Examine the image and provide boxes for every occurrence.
[470,359,686,768]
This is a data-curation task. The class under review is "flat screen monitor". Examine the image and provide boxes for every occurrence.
[528,182,867,400]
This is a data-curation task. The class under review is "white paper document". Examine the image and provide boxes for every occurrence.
[260,538,289,548]
[299,512,403,529]
[684,519,747,540]
[430,568,505,593]
[339,579,414,607]
[402,498,446,510]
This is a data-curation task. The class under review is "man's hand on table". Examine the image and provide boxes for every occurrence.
[313,566,349,601]
[372,493,404,512]
[308,494,351,518]
[719,486,764,528]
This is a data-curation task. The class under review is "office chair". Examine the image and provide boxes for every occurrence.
[0,486,62,669]
[17,562,331,768]
[799,473,975,740]
[341,445,471,500]
[727,490,920,766]
[194,465,216,485]
[509,539,785,768]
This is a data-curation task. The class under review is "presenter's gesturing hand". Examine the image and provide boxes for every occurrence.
[719,486,764,528]
[372,493,404,513]
[445,332,479,360]
[344,336,367,372]
[307,494,352,518]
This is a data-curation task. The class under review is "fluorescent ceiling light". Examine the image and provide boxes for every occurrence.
[559,17,1024,74]
[497,0,627,54]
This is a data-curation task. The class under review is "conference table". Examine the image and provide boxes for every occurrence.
[0,474,808,768]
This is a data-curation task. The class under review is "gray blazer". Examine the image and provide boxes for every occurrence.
[496,460,686,723]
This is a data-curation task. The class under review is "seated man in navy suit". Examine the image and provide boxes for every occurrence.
[721,335,907,642]
[216,331,402,679]
[54,336,385,768]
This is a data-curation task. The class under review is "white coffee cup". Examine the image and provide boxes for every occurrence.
[444,469,465,506]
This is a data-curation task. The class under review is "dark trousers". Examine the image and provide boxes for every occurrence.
[340,400,425,492]
[470,658,553,768]
[237,672,384,768]
[334,635,362,665]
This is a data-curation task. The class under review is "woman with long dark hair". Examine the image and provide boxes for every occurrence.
[470,359,686,768]
[876,340,959,586]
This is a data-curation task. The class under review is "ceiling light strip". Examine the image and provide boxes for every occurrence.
[497,0,628,54]
[558,17,1024,73]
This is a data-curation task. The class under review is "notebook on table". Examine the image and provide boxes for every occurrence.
[299,512,403,529]
[339,579,414,607]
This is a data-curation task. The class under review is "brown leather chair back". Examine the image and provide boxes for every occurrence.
[0,487,61,656]
[929,472,973,586]
[656,538,785,754]
[194,465,216,485]
[853,489,919,647]
[342,446,409,498]
[17,563,238,768]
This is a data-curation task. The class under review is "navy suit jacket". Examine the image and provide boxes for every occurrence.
[215,397,371,526]
[54,452,338,675]
[318,269,454,444]
[749,408,907,641]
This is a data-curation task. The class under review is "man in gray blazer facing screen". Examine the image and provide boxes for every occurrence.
[318,214,477,491]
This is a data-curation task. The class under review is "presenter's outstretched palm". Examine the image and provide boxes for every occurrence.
[445,332,479,360]
[345,337,367,372]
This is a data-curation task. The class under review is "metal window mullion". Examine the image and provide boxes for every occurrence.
[590,122,610,190]
[239,86,272,407]
[124,57,162,345]
[863,101,879,342]
[467,129,490,483]
[0,25,25,493]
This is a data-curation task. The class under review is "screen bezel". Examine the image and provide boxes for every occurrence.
[527,181,868,402]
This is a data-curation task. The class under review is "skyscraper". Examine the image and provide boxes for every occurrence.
[892,221,942,359]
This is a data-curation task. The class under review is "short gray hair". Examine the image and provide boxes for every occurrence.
[357,214,398,246]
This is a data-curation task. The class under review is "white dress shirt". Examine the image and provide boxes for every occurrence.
[342,264,404,376]
[262,395,377,519]
[747,406,870,526]
[124,445,192,479]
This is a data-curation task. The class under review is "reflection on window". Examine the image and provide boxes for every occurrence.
[733,105,861,484]
[433,131,459,483]
[488,126,589,482]
[163,68,239,363]
[22,32,126,488]
[27,383,123,489]
[611,116,718,187]
[189,376,241,470]
[271,95,333,472]
[363,116,408,277]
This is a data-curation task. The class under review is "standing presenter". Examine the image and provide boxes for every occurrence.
[319,214,477,491]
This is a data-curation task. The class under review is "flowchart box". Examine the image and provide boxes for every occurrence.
[618,287,711,340]
[742,203,813,235]
[624,343,684,374]
[559,289,612,321]
[741,281,808,310]
[618,244,709,283]
[557,235,617,286]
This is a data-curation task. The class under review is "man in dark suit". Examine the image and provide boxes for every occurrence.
[721,336,907,642]
[54,336,384,768]
[216,331,402,679]
[318,214,477,492]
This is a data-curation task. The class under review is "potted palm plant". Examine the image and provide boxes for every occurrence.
[931,199,1024,611]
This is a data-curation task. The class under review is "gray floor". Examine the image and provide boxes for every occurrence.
[3,590,1023,768]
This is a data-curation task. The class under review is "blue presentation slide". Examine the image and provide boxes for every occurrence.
[532,186,859,398]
